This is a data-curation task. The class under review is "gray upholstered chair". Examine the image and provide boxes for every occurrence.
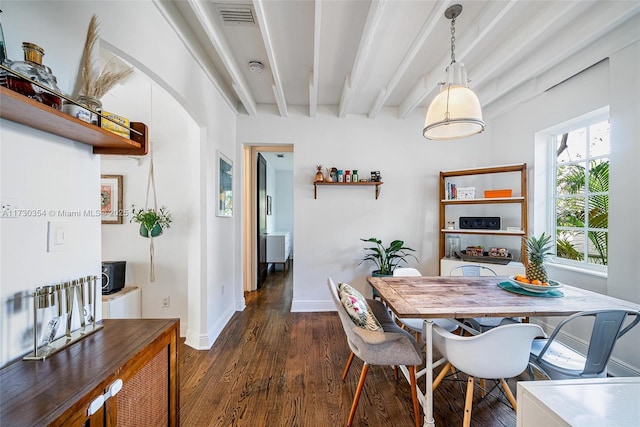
[328,277,422,427]
[529,309,640,380]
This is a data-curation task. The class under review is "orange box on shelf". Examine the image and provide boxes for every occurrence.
[484,189,512,198]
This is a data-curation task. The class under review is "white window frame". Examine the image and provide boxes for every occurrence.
[535,106,609,275]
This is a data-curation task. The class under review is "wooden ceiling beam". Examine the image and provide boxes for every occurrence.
[254,0,288,117]
[186,0,257,115]
[338,0,387,118]
[309,0,322,117]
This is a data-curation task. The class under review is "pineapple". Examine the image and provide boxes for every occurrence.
[525,233,553,282]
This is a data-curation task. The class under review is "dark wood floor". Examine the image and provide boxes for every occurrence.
[179,267,525,426]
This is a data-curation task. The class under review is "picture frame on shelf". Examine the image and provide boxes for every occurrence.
[101,175,123,224]
[217,150,233,217]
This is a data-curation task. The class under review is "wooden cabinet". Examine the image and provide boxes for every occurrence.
[267,232,291,271]
[439,164,527,274]
[0,318,179,426]
[0,86,148,155]
[314,181,383,199]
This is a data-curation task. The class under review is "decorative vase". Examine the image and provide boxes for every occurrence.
[139,223,163,238]
[314,165,324,182]
[325,167,333,182]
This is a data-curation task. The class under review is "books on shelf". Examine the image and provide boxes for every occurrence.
[445,182,475,200]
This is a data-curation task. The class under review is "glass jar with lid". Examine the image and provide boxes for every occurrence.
[445,234,461,258]
[3,42,62,109]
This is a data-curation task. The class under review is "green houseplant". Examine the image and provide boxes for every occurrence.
[360,237,418,275]
[130,205,172,238]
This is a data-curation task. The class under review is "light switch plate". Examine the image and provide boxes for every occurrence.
[47,221,66,252]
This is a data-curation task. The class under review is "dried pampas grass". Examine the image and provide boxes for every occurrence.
[79,15,133,99]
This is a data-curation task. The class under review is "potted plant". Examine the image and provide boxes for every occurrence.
[130,205,172,238]
[360,237,418,276]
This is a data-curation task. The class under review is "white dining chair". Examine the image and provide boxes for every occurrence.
[432,323,544,427]
[393,268,458,334]
[450,264,520,332]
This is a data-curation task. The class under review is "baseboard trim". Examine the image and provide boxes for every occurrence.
[291,300,335,312]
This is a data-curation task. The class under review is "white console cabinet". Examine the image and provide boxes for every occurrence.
[267,232,291,271]
[441,258,525,277]
[102,286,141,319]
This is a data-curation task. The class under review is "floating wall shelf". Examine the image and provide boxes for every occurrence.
[0,86,148,156]
[314,181,383,199]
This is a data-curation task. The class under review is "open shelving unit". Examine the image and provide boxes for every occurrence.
[439,163,528,274]
[0,86,148,155]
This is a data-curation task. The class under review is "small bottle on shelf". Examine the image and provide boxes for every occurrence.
[337,170,344,182]
[352,170,358,182]
[345,170,351,182]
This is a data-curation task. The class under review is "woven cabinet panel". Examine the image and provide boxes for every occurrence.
[116,346,169,426]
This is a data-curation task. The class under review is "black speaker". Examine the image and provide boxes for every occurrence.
[459,216,501,230]
[102,261,126,294]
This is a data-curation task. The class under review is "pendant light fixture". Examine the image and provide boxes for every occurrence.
[423,4,485,140]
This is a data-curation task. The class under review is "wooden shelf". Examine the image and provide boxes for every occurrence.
[314,181,383,199]
[0,86,148,155]
[439,163,528,274]
[441,196,525,205]
[441,229,525,236]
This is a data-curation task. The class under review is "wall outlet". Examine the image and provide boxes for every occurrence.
[162,296,170,308]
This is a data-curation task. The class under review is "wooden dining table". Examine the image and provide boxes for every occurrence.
[366,275,640,427]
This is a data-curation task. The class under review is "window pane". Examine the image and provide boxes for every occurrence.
[556,229,584,262]
[557,197,584,227]
[587,230,608,265]
[556,127,586,163]
[589,120,610,158]
[588,158,609,194]
[588,194,608,229]
[557,163,586,195]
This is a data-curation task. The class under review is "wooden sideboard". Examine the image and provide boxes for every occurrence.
[0,318,179,426]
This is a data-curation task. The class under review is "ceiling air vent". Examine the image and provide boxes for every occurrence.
[215,4,256,26]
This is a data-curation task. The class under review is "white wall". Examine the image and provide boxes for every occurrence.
[0,123,100,366]
[274,170,294,253]
[238,108,493,309]
[100,72,195,336]
[488,39,640,375]
[0,0,240,364]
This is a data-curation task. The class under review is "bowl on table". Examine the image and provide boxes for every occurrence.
[509,276,562,293]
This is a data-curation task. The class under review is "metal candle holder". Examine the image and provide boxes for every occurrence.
[23,275,103,361]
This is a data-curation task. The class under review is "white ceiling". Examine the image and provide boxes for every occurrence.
[156,0,639,121]
[261,151,293,170]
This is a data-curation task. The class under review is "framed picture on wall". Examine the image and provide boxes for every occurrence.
[217,151,233,217]
[101,175,123,224]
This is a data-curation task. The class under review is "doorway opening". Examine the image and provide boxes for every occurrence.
[243,145,293,293]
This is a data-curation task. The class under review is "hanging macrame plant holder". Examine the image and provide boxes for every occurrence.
[144,152,160,282]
